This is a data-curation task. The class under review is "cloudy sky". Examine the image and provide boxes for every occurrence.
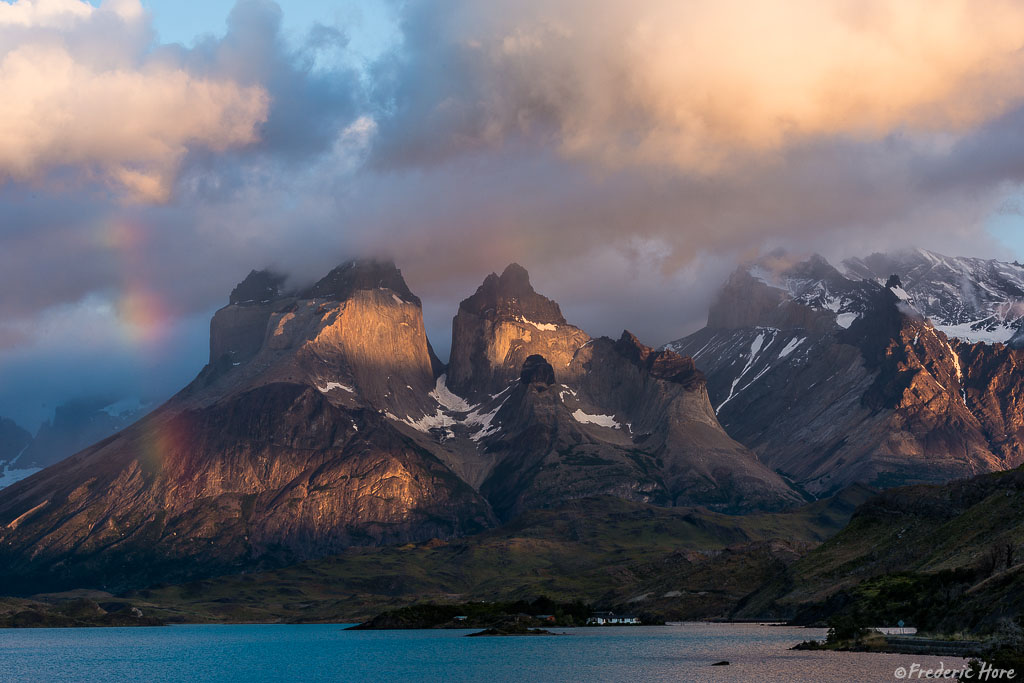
[4,0,1024,430]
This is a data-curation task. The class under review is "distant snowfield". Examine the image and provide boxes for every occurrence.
[932,321,1017,345]
[0,465,41,490]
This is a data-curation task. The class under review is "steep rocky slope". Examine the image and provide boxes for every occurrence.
[667,253,1024,495]
[476,334,801,519]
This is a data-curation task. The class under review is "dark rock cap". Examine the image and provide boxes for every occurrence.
[520,354,555,386]
[299,259,420,305]
[229,269,287,306]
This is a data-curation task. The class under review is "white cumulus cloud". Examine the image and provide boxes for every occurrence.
[0,0,269,201]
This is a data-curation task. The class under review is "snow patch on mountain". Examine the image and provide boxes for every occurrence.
[778,337,805,358]
[517,316,558,331]
[317,381,354,394]
[836,313,859,328]
[430,374,472,412]
[389,375,508,443]
[465,401,505,441]
[571,409,620,429]
[933,321,1017,345]
[890,285,912,302]
[717,329,774,412]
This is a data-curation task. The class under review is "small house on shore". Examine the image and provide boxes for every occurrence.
[587,612,640,625]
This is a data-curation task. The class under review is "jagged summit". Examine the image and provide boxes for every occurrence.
[458,263,566,324]
[226,260,416,307]
[447,264,589,397]
[614,331,704,388]
[706,249,911,336]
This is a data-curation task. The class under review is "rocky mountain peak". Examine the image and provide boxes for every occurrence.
[448,265,590,398]
[229,269,287,305]
[0,254,813,593]
[614,331,704,389]
[495,262,531,293]
[458,263,566,325]
[299,259,419,305]
[784,253,841,280]
[708,253,882,333]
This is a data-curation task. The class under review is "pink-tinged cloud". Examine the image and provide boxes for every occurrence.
[0,0,268,201]
[375,0,1024,173]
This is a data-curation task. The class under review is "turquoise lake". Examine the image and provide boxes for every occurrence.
[0,622,965,682]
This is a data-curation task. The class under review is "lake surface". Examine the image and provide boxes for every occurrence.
[0,622,965,682]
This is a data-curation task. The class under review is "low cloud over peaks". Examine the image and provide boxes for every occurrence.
[5,0,1024,427]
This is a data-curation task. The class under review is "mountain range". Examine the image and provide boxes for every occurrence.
[0,398,152,490]
[0,260,795,593]
[2,248,1024,600]
[666,249,1024,496]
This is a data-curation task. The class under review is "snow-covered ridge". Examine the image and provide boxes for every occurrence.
[743,250,1024,344]
[843,249,1024,345]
